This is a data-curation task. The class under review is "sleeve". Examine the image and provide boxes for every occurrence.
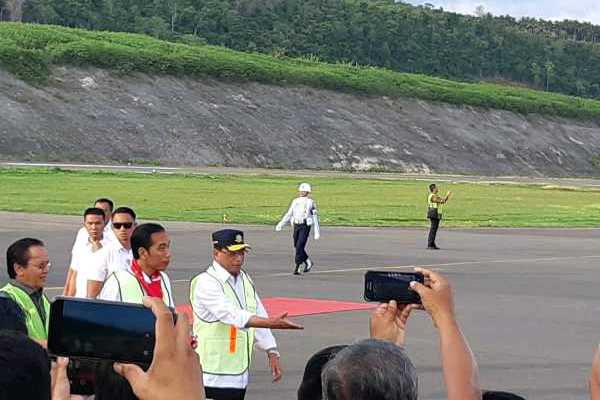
[192,276,254,329]
[73,227,87,248]
[86,249,109,282]
[276,200,295,230]
[253,295,278,352]
[311,200,320,239]
[97,274,121,302]
[70,245,82,272]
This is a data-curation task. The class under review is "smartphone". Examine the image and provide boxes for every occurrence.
[48,297,161,364]
[364,271,424,304]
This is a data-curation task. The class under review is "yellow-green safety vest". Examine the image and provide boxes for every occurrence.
[190,268,258,376]
[428,193,442,211]
[0,283,50,340]
[108,270,173,307]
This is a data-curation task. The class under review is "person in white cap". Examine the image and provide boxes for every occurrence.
[275,183,320,275]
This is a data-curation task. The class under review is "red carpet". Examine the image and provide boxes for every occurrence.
[176,297,376,322]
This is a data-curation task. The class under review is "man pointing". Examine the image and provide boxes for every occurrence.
[190,229,303,400]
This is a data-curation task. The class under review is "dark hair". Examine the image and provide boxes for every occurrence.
[95,361,138,400]
[429,184,437,192]
[0,298,27,334]
[112,207,137,221]
[95,198,114,212]
[6,238,45,279]
[0,331,51,400]
[298,345,348,400]
[483,391,526,400]
[322,339,418,400]
[131,223,166,260]
[84,207,106,221]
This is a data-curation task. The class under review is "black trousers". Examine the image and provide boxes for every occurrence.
[205,387,246,400]
[427,217,440,247]
[293,223,311,265]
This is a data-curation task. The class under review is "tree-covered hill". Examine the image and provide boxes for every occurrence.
[2,0,600,99]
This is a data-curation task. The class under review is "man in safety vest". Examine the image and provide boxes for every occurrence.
[427,183,452,250]
[0,238,51,344]
[98,223,174,307]
[190,229,303,400]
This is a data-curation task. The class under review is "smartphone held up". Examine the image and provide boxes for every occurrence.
[364,271,424,304]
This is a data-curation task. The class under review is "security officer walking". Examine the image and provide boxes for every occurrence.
[275,183,320,275]
[0,238,51,343]
[190,229,303,400]
[427,184,452,250]
[98,223,174,306]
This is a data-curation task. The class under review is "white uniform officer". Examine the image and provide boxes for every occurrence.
[275,183,320,275]
[190,229,303,400]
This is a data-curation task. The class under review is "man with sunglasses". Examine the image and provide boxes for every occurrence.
[0,238,51,343]
[190,229,303,400]
[86,207,137,298]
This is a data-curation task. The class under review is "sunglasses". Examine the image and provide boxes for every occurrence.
[113,222,134,230]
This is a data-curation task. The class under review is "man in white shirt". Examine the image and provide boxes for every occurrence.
[98,223,174,307]
[275,182,321,275]
[63,208,109,297]
[63,198,116,295]
[190,229,303,400]
[72,198,117,248]
[86,207,137,299]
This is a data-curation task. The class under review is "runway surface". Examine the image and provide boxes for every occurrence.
[0,211,598,399]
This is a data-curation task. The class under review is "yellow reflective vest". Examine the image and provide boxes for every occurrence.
[0,283,50,340]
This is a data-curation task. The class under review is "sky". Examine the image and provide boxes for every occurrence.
[406,1,600,24]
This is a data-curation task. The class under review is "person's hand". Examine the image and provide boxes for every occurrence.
[90,238,103,252]
[114,297,204,400]
[268,312,304,330]
[314,232,320,240]
[275,223,283,232]
[268,353,282,382]
[409,267,455,328]
[370,300,417,347]
[51,357,70,400]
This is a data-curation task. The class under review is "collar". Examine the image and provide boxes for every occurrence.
[211,261,241,284]
[10,279,43,296]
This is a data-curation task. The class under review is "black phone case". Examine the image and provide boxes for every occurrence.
[364,271,424,304]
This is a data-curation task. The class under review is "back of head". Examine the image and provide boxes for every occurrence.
[483,391,526,400]
[95,361,138,400]
[131,223,166,260]
[0,330,50,400]
[321,339,418,400]
[298,345,348,400]
[429,184,436,192]
[0,297,27,334]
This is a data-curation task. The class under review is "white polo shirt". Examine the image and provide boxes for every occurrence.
[86,240,133,285]
[192,261,278,389]
[73,222,117,249]
[70,238,110,298]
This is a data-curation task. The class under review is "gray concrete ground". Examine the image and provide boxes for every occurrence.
[0,211,598,399]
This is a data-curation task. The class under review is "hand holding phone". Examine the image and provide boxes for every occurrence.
[364,271,424,304]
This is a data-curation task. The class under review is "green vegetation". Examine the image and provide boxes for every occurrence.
[2,23,600,120]
[1,168,600,228]
[5,0,600,99]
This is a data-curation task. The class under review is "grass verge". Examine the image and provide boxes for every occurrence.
[1,168,599,228]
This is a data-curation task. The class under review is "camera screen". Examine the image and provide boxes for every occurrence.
[52,299,156,364]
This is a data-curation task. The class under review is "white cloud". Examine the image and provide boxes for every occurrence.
[406,0,600,24]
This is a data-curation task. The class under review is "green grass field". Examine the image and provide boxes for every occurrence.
[1,168,599,228]
[1,23,600,120]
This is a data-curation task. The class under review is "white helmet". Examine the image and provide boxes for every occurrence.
[298,183,312,193]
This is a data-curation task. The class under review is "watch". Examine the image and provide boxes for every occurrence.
[267,349,281,358]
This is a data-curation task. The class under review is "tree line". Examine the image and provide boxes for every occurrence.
[2,0,600,99]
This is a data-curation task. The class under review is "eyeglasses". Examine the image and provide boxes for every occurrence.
[113,222,134,230]
[21,262,51,271]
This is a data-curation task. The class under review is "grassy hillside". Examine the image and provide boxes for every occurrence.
[1,168,600,228]
[1,23,600,120]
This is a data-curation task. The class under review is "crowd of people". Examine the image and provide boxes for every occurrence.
[0,192,598,400]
